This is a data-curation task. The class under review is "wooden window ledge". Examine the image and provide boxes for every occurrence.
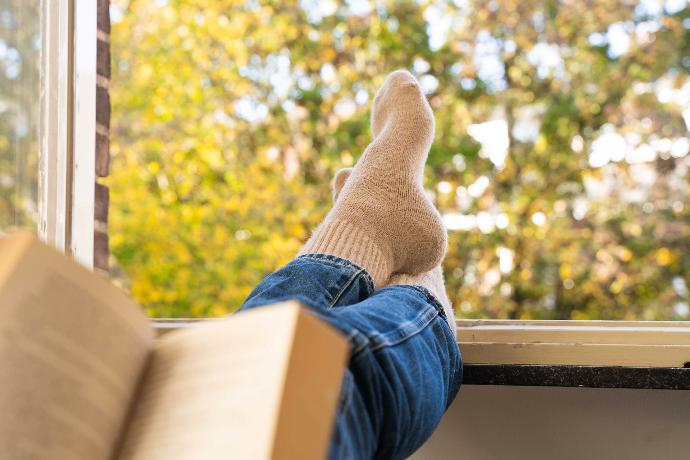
[152,317,690,390]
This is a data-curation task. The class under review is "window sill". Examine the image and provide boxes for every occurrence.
[462,364,690,390]
[456,318,690,390]
[152,317,690,390]
[456,319,690,366]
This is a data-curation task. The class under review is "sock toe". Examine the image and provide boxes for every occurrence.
[332,167,353,202]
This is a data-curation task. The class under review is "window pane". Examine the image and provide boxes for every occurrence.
[0,1,39,232]
[110,1,690,320]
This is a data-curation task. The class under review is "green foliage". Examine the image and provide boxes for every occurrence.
[0,2,40,230]
[110,0,690,319]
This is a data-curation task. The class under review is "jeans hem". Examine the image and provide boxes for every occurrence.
[297,253,376,294]
[386,284,448,320]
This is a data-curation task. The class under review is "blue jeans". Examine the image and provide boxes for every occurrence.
[239,253,463,459]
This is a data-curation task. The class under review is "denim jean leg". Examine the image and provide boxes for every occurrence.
[237,255,462,460]
[239,254,375,312]
[316,285,463,460]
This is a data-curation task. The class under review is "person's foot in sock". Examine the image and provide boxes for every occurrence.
[300,70,447,287]
[331,167,353,202]
[330,167,456,336]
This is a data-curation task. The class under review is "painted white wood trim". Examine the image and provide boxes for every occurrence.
[459,343,690,367]
[153,318,228,335]
[458,326,690,345]
[456,319,690,367]
[456,319,690,328]
[150,317,690,367]
[70,0,97,269]
[39,0,72,251]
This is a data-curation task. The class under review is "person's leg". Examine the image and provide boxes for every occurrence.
[332,168,456,335]
[240,253,375,312]
[238,254,461,460]
[237,69,462,458]
[325,284,461,460]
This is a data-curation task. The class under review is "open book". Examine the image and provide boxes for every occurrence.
[0,233,348,460]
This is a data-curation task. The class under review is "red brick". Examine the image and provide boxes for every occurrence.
[97,0,111,34]
[96,86,110,127]
[96,132,110,177]
[95,182,109,224]
[97,38,110,79]
[94,229,109,272]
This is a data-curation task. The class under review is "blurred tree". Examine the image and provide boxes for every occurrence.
[109,0,690,319]
[0,1,40,230]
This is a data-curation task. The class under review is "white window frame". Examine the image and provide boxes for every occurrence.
[39,0,96,269]
[35,2,690,368]
[150,317,690,368]
[454,319,690,367]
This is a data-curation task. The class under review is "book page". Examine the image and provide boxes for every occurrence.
[0,234,154,460]
[117,302,347,460]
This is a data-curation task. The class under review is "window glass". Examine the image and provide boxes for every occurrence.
[0,1,40,232]
[109,0,690,320]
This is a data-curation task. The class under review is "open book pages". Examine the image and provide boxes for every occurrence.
[0,233,349,460]
[118,302,348,460]
[0,233,154,460]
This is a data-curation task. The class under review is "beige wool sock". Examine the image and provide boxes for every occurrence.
[299,70,447,287]
[332,167,456,336]
[331,167,353,202]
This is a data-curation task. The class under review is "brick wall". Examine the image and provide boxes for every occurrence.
[95,0,110,272]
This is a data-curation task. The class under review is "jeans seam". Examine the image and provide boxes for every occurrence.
[390,284,448,321]
[297,253,356,269]
[338,370,354,413]
[348,305,440,358]
[371,307,438,351]
[298,253,376,293]
[328,268,368,307]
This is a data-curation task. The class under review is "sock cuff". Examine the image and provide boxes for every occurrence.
[299,220,391,288]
